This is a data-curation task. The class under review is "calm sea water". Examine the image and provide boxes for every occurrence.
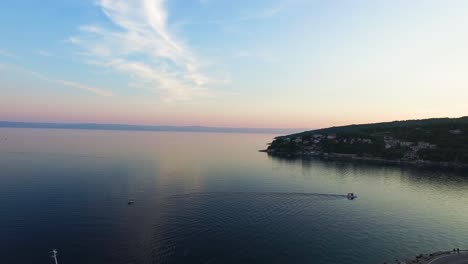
[0,128,467,264]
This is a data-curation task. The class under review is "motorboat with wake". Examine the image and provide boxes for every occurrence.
[346,193,357,200]
[50,249,58,264]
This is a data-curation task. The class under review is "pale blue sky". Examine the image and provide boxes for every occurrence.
[1,0,467,128]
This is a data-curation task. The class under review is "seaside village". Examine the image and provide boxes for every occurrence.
[268,132,442,162]
[382,137,436,161]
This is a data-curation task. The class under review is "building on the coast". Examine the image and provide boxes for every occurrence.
[400,141,412,147]
[449,129,462,135]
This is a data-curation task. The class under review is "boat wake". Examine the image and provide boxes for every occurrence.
[170,191,350,200]
[151,191,356,263]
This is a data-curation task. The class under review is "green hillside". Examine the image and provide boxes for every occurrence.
[266,116,468,164]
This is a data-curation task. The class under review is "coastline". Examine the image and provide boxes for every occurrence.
[260,150,468,170]
[385,249,468,264]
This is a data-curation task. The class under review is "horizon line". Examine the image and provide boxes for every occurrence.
[0,121,310,134]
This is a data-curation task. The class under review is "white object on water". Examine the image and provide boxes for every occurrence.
[50,249,58,264]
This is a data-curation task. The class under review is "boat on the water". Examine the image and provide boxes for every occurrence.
[50,249,58,264]
[128,199,135,205]
[346,193,357,200]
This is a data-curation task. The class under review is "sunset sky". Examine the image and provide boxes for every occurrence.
[1,0,467,129]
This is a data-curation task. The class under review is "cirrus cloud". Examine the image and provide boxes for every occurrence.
[0,49,19,59]
[0,63,113,97]
[69,0,213,101]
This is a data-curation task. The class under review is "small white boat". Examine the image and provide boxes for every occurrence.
[128,199,135,205]
[346,193,357,200]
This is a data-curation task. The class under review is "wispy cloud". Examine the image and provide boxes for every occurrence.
[0,49,18,59]
[38,50,53,57]
[233,50,273,62]
[1,63,112,97]
[69,0,213,101]
[32,72,113,97]
[182,1,286,25]
[249,5,283,20]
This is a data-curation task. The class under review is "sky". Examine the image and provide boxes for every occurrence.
[0,0,467,129]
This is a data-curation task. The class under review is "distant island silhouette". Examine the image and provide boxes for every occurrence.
[0,121,307,134]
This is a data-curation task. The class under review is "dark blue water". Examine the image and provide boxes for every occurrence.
[1,128,467,264]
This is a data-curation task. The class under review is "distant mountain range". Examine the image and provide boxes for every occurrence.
[0,121,307,134]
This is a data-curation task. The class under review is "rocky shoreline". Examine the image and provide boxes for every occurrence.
[383,249,468,264]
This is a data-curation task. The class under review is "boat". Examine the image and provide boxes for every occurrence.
[346,193,357,200]
[50,249,58,264]
[128,199,135,205]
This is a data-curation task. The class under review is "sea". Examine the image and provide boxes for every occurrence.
[1,128,467,264]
